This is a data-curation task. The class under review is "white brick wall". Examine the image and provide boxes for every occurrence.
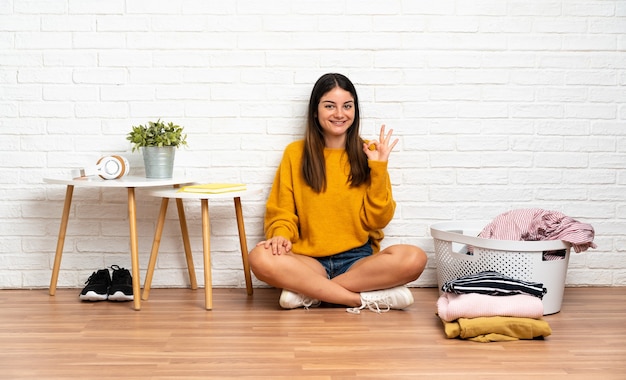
[1,0,624,289]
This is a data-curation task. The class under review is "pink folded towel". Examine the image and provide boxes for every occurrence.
[437,292,544,322]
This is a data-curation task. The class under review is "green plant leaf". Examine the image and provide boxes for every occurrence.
[126,119,188,152]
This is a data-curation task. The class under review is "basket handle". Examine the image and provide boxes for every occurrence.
[430,222,570,251]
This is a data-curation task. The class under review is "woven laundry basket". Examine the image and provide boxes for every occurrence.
[430,221,571,315]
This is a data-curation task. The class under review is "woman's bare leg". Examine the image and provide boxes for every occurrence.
[332,244,427,292]
[249,244,427,307]
[248,245,362,307]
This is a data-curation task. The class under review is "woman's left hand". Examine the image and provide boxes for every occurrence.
[363,124,398,162]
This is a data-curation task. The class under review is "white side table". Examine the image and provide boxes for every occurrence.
[43,176,193,311]
[142,187,262,310]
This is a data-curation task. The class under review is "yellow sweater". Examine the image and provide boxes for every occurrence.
[264,140,396,257]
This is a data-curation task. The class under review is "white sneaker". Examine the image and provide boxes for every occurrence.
[279,289,321,310]
[347,286,414,314]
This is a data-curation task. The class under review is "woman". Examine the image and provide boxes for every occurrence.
[248,73,427,313]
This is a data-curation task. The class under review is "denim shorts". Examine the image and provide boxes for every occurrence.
[314,242,373,279]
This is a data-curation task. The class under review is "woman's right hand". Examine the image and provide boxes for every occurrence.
[363,124,398,162]
[257,236,292,255]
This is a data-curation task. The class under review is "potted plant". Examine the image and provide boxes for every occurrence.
[126,119,188,179]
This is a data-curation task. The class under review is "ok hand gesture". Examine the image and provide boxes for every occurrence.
[363,124,399,162]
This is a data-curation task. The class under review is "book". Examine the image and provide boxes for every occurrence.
[178,183,247,194]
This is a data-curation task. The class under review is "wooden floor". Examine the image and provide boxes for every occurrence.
[0,287,624,380]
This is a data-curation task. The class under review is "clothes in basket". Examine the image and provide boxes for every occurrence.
[479,208,596,253]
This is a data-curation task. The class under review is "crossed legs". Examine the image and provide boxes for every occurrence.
[248,244,427,307]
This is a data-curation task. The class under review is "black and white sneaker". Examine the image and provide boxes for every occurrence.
[79,269,111,301]
[107,265,134,302]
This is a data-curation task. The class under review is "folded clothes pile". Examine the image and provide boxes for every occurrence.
[437,271,551,342]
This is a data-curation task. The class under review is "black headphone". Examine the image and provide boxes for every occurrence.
[95,155,130,180]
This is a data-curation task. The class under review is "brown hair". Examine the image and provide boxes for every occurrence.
[302,73,370,192]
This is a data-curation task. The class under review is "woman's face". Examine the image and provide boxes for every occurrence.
[317,86,355,144]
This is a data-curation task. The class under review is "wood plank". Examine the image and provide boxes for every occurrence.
[0,287,624,379]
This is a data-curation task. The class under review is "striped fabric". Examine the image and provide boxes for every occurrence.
[478,208,596,253]
[441,271,547,299]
